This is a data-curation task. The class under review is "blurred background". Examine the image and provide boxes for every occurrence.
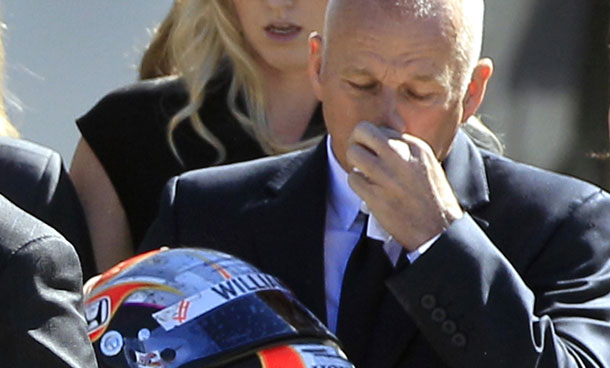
[481,0,610,190]
[1,1,173,163]
[1,0,609,189]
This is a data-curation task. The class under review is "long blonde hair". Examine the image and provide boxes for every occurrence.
[0,28,18,138]
[139,2,179,79]
[142,0,320,164]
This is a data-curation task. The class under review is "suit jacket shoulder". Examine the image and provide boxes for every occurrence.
[476,150,608,268]
[0,137,95,278]
[140,149,309,259]
[0,136,64,213]
[140,143,330,324]
[177,149,303,200]
[0,195,97,368]
[482,149,604,211]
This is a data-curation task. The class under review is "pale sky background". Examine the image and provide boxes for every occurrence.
[1,1,172,163]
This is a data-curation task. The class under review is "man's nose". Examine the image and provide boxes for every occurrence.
[378,90,407,132]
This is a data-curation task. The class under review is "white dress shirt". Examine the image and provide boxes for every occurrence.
[324,137,438,332]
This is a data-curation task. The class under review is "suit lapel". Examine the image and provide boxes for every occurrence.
[246,140,329,324]
[364,130,491,368]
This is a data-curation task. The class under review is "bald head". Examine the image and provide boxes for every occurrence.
[324,0,485,91]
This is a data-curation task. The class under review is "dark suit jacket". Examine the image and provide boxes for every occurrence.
[0,137,96,278]
[0,194,97,367]
[141,131,610,368]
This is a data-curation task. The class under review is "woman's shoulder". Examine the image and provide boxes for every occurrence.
[77,76,188,131]
[75,77,193,169]
[107,75,187,104]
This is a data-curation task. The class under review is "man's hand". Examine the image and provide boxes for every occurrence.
[346,121,463,252]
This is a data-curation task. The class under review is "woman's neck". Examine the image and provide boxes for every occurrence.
[260,65,320,145]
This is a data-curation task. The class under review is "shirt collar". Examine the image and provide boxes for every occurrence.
[326,136,361,231]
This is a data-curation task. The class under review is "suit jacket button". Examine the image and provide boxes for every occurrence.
[431,307,446,322]
[421,294,436,310]
[452,333,467,348]
[441,320,457,334]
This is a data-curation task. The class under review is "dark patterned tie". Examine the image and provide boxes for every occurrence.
[336,217,394,366]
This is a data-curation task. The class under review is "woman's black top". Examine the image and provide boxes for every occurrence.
[77,73,325,248]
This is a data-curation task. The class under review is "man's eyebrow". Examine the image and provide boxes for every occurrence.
[341,66,449,85]
[408,68,451,83]
[411,74,437,82]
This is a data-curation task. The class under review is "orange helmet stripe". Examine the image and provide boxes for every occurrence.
[258,346,306,368]
[196,254,232,280]
[92,249,163,290]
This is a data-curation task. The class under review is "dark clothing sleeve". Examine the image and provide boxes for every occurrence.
[0,228,97,367]
[0,137,96,278]
[388,190,610,367]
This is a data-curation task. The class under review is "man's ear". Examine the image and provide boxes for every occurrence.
[308,32,324,101]
[461,58,493,122]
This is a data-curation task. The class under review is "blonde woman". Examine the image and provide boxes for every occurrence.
[137,0,179,80]
[70,0,328,271]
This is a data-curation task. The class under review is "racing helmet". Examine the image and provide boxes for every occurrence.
[84,248,353,368]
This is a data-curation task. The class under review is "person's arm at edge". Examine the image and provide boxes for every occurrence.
[0,235,98,368]
[39,149,97,279]
[70,138,133,272]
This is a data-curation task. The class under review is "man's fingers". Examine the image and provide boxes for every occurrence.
[346,143,387,183]
[350,121,401,157]
[399,132,437,161]
[350,121,436,165]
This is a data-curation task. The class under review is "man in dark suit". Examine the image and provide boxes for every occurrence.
[141,0,610,366]
[0,136,96,278]
[0,194,97,367]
